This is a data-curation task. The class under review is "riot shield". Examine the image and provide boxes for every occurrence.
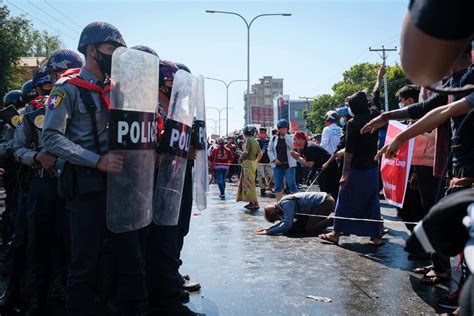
[153,70,197,225]
[0,105,21,128]
[193,75,208,210]
[107,47,158,233]
[25,107,45,130]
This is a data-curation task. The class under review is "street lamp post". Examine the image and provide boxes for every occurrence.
[206,10,291,125]
[207,118,219,135]
[206,77,246,136]
[207,106,233,137]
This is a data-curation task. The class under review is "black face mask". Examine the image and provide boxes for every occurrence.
[94,47,113,77]
[40,89,51,96]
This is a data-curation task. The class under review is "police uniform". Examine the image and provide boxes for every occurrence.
[42,67,146,313]
[13,99,69,312]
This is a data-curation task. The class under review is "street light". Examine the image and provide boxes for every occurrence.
[207,118,219,135]
[207,106,234,137]
[206,77,246,136]
[205,10,291,125]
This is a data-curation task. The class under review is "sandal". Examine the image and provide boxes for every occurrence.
[413,265,434,275]
[421,270,450,285]
[319,233,339,246]
[248,204,260,210]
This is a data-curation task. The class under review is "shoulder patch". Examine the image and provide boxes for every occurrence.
[13,114,23,128]
[48,88,65,111]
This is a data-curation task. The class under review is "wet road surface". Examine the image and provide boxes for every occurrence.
[183,183,459,315]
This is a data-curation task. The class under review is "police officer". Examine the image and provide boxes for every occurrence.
[14,65,72,314]
[145,60,199,315]
[0,90,24,245]
[0,89,26,311]
[42,22,146,315]
[46,49,83,81]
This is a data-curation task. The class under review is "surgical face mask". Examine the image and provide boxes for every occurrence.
[398,102,405,109]
[94,47,113,77]
[339,117,346,127]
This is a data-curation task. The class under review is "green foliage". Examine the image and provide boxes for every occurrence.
[305,62,409,134]
[0,5,62,103]
[304,94,339,134]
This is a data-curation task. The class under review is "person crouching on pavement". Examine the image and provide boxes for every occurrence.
[257,192,335,236]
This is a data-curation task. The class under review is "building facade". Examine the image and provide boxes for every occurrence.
[244,76,283,127]
[274,96,311,133]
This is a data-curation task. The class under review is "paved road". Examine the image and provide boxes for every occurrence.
[183,183,459,315]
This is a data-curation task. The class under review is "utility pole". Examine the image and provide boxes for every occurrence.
[369,45,397,112]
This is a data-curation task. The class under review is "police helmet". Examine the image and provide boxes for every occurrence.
[175,62,191,73]
[46,49,83,73]
[277,119,289,129]
[32,66,52,88]
[131,45,159,58]
[3,90,24,109]
[77,21,126,54]
[21,80,37,102]
[325,110,339,122]
[159,60,179,88]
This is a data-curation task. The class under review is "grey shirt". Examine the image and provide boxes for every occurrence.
[13,104,42,166]
[267,192,328,235]
[42,68,109,168]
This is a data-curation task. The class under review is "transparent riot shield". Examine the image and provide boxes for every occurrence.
[193,75,208,210]
[153,70,197,225]
[107,47,158,233]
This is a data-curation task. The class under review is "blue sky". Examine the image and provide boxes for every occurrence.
[6,0,407,133]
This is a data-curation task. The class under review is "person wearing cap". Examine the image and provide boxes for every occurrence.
[319,91,384,246]
[41,22,147,314]
[291,131,340,200]
[210,138,234,199]
[320,110,341,155]
[257,192,335,236]
[268,119,298,202]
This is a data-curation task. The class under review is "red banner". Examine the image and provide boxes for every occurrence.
[380,121,414,207]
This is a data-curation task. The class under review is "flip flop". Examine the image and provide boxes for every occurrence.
[413,265,434,275]
[319,233,339,246]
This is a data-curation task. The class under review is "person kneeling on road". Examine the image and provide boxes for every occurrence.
[257,192,335,236]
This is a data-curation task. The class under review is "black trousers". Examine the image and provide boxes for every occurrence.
[24,176,68,311]
[66,191,146,314]
[318,161,341,201]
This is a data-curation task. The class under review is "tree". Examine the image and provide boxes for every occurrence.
[0,5,62,103]
[304,94,339,134]
[304,62,409,133]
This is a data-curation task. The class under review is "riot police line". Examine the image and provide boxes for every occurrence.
[0,21,206,316]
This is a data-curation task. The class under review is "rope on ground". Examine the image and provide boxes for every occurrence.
[294,212,419,226]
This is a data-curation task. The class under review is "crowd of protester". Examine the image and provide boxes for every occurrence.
[206,1,474,309]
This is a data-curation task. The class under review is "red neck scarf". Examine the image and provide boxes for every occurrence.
[67,77,111,110]
[31,96,48,109]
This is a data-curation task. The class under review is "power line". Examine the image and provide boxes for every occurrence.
[6,0,77,42]
[369,45,397,112]
[43,0,83,30]
[27,0,80,35]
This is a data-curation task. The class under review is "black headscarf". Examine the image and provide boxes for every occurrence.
[348,91,370,115]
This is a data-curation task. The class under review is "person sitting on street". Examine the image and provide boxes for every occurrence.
[257,192,335,236]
